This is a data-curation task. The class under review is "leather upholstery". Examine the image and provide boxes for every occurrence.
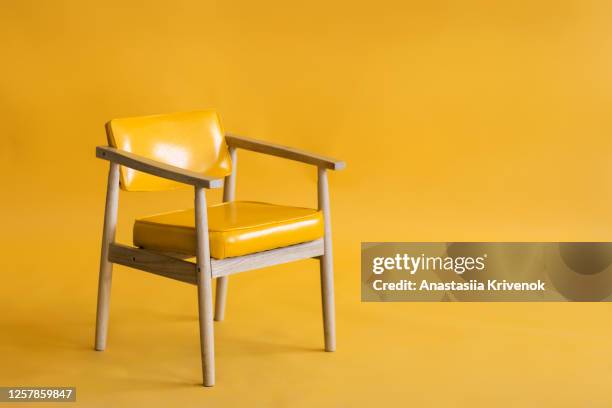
[106,110,232,191]
[133,201,324,259]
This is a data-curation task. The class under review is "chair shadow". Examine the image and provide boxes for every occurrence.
[2,310,324,392]
[219,336,322,356]
[143,309,324,355]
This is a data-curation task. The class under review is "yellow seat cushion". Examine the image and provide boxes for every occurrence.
[133,201,324,259]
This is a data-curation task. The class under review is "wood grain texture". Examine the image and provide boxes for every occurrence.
[211,239,324,278]
[96,146,224,188]
[195,187,215,387]
[222,146,237,202]
[318,168,336,352]
[95,162,120,351]
[106,239,326,283]
[215,146,237,322]
[225,133,345,170]
[108,243,197,284]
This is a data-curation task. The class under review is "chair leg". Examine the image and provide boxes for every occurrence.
[197,270,215,386]
[195,187,215,386]
[214,277,228,321]
[215,146,236,322]
[95,163,120,351]
[318,168,336,352]
[319,255,336,351]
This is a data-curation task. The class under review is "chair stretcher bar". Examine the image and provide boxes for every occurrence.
[108,239,325,284]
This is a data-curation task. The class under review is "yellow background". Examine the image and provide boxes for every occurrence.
[2,0,612,406]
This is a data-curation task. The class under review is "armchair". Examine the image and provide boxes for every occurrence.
[94,110,344,386]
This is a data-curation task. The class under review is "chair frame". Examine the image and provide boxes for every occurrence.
[94,133,345,387]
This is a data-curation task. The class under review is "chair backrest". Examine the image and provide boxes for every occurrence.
[105,110,232,191]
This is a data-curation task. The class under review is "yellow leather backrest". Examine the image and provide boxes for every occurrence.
[105,110,232,191]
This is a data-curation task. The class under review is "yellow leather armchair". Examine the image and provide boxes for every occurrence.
[94,110,344,386]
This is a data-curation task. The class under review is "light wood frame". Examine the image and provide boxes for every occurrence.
[95,134,344,387]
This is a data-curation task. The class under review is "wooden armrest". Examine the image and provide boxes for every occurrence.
[96,146,224,189]
[225,133,346,171]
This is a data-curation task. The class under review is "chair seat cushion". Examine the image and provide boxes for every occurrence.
[133,201,324,259]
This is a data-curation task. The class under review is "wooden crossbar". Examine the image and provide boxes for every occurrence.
[107,239,325,284]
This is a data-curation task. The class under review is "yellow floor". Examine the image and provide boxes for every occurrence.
[3,0,612,405]
[2,229,612,407]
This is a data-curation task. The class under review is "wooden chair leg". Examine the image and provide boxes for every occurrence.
[95,162,120,351]
[215,146,236,322]
[318,167,336,352]
[214,277,228,321]
[195,187,215,386]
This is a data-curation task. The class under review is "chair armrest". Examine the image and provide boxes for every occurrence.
[225,133,346,171]
[96,146,224,189]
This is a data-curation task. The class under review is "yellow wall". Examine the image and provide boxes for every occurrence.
[2,1,612,406]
